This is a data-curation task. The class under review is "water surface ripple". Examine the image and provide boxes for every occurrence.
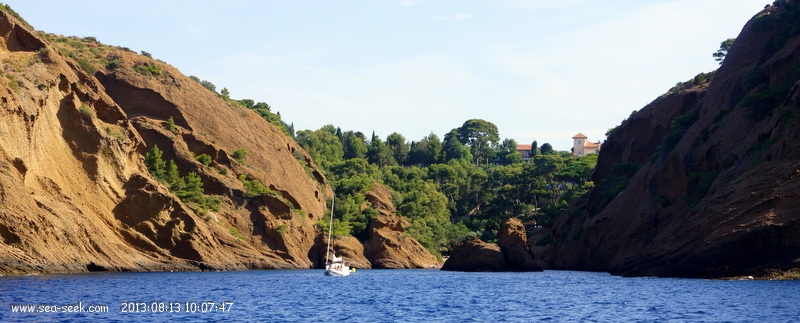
[1,270,797,322]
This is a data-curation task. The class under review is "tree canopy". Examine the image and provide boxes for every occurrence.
[713,38,736,65]
[295,118,590,257]
[456,119,500,165]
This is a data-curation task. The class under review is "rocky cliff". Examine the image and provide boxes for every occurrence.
[314,184,439,269]
[549,3,800,278]
[363,183,439,269]
[0,9,433,275]
[443,218,542,272]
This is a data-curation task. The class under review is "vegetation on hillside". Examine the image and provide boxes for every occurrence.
[296,119,598,257]
[0,4,32,30]
[712,38,735,65]
[145,145,221,214]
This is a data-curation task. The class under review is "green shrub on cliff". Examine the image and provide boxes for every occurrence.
[275,224,288,236]
[229,227,246,240]
[166,116,178,134]
[105,59,120,71]
[196,153,212,166]
[133,63,161,76]
[77,59,95,74]
[232,148,247,163]
[237,174,276,197]
[144,146,221,213]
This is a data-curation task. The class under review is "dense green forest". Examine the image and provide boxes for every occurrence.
[195,78,598,259]
[294,121,598,258]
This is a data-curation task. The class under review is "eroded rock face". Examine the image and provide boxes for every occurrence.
[441,239,507,272]
[0,10,331,275]
[498,218,542,272]
[549,5,800,278]
[0,9,442,275]
[443,218,542,272]
[363,182,396,217]
[364,215,438,269]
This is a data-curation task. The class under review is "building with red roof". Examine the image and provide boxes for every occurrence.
[572,133,601,156]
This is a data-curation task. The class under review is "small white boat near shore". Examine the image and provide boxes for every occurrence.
[324,254,351,277]
[324,196,351,277]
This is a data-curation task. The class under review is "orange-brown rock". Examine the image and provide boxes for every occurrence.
[0,9,441,275]
[442,218,543,272]
[316,234,371,269]
[364,214,438,269]
[549,5,800,278]
[363,182,396,217]
[441,238,507,272]
[0,10,332,275]
[497,218,542,271]
[348,183,436,269]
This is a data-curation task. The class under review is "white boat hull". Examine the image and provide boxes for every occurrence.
[324,262,351,277]
[324,268,350,277]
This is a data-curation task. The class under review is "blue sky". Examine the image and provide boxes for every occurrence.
[10,0,764,150]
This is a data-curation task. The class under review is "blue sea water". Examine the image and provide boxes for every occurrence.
[0,269,798,322]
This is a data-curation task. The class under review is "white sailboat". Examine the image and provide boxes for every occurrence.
[324,195,351,277]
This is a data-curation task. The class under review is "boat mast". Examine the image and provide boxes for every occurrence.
[325,195,334,266]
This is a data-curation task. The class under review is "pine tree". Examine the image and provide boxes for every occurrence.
[167,160,185,192]
[144,145,167,181]
[166,116,178,134]
[182,172,204,201]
